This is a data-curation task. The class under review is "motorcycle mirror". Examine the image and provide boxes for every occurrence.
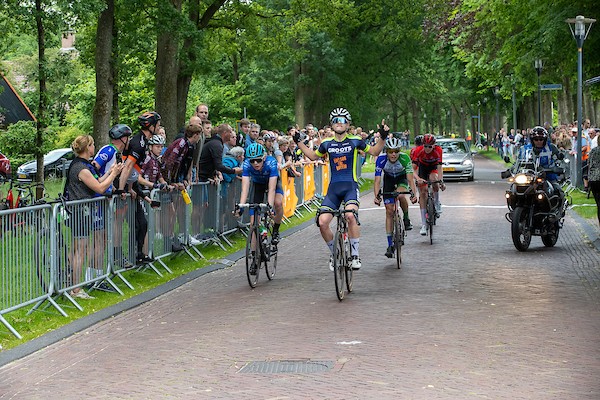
[500,169,512,179]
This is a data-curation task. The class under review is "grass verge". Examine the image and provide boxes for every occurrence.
[0,179,373,351]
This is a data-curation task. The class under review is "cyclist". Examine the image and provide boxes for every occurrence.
[411,133,445,236]
[373,136,418,258]
[409,135,423,160]
[237,143,284,245]
[294,108,385,270]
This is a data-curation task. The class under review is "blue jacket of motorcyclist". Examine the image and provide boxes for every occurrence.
[517,126,562,182]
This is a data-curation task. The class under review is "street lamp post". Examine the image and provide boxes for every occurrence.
[494,87,500,134]
[534,59,543,125]
[566,15,595,187]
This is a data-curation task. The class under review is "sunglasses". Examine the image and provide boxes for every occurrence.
[331,117,348,124]
[532,138,545,141]
[387,149,400,154]
[250,158,263,164]
[424,145,433,149]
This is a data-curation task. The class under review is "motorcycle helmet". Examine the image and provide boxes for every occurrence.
[138,111,161,129]
[422,134,436,146]
[329,107,352,124]
[148,134,165,145]
[414,135,424,146]
[385,137,402,150]
[245,142,265,159]
[109,124,133,140]
[530,126,548,148]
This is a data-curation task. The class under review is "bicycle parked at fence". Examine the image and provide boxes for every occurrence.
[424,180,443,244]
[316,207,358,301]
[1,179,47,234]
[237,203,278,288]
[380,190,413,268]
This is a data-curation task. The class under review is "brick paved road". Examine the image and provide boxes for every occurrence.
[1,157,599,399]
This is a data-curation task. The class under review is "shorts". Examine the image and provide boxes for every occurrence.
[382,174,409,205]
[417,165,438,182]
[249,180,283,216]
[320,181,360,211]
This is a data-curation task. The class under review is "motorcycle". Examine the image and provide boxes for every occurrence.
[501,151,570,251]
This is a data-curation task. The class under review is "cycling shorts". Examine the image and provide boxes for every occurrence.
[382,174,409,205]
[320,181,360,211]
[249,180,283,216]
[417,165,439,183]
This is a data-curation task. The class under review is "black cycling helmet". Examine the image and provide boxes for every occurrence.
[414,135,424,146]
[138,111,161,129]
[530,126,548,147]
[329,107,352,123]
[109,124,133,140]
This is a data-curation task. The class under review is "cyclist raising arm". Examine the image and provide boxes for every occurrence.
[294,108,386,270]
[237,143,284,244]
[373,136,418,258]
[411,134,445,235]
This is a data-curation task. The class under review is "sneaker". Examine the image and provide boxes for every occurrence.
[403,218,413,230]
[136,254,154,264]
[420,225,427,236]
[329,255,334,272]
[351,256,361,270]
[71,289,95,300]
[385,246,394,258]
[188,235,201,246]
[435,202,442,214]
[271,231,280,245]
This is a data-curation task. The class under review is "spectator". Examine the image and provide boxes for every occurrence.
[589,128,597,150]
[197,124,242,182]
[65,135,123,299]
[245,123,260,149]
[237,118,250,149]
[162,123,203,248]
[588,144,600,227]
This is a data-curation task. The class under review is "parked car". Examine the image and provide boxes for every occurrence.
[0,151,10,181]
[16,148,74,181]
[438,138,475,181]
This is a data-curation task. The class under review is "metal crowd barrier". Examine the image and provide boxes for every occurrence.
[0,163,348,339]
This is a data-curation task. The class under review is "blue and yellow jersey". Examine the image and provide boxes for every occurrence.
[316,135,369,183]
[242,155,279,184]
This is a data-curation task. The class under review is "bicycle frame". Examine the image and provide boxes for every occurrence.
[381,190,411,267]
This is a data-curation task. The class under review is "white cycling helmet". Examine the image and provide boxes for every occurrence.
[329,107,352,123]
[385,137,402,150]
[148,135,165,145]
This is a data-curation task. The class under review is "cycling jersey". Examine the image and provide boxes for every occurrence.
[123,131,148,172]
[162,137,192,184]
[140,154,164,185]
[411,145,442,167]
[94,144,120,176]
[374,153,413,177]
[316,135,369,183]
[242,155,280,184]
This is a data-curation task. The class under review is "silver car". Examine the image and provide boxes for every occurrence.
[438,138,475,181]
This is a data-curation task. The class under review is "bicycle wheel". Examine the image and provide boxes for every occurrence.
[245,226,260,288]
[394,211,403,268]
[265,231,277,281]
[333,230,346,301]
[344,234,353,293]
[426,197,435,245]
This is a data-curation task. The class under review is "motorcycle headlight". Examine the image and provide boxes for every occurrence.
[514,174,532,184]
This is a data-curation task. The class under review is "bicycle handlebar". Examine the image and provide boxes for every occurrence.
[315,208,361,227]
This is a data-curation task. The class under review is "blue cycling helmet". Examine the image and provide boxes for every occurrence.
[245,143,265,159]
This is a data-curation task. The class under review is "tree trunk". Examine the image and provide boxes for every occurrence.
[583,89,594,124]
[176,1,200,130]
[293,61,306,128]
[155,0,182,141]
[410,98,419,135]
[93,0,114,145]
[35,0,46,197]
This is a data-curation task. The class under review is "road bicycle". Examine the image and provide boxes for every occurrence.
[380,190,413,268]
[237,203,278,288]
[425,180,443,245]
[316,207,358,301]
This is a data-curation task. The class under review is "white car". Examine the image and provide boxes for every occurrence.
[438,138,475,181]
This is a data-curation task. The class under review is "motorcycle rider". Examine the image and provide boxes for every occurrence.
[517,126,565,210]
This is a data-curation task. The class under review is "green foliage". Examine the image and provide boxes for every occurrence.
[0,121,55,167]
